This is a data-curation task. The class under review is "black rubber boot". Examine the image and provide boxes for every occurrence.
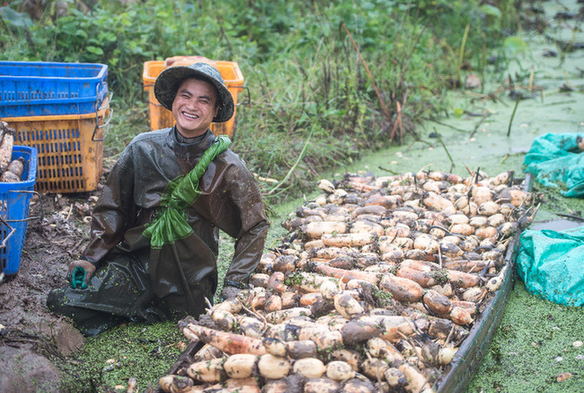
[46,288,127,336]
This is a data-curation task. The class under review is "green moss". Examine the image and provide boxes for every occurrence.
[373,288,394,308]
[316,343,346,363]
[60,322,182,393]
[467,283,584,393]
[431,269,450,286]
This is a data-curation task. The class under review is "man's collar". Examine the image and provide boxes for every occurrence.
[174,126,217,143]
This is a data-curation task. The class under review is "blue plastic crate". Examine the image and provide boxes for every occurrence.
[0,61,108,117]
[0,146,38,276]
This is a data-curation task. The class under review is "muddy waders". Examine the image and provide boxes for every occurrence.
[46,62,268,336]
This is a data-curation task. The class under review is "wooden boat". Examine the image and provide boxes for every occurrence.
[434,175,532,393]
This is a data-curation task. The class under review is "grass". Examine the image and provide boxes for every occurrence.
[1,0,521,203]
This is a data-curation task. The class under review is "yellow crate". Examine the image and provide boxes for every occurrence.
[143,57,244,139]
[2,99,111,193]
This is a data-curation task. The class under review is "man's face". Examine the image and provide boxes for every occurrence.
[172,78,219,138]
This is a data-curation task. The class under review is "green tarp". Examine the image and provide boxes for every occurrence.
[517,226,584,306]
[523,132,584,197]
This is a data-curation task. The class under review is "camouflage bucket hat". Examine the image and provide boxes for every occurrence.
[154,62,234,123]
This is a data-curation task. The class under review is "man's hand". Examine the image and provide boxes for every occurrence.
[68,259,96,288]
[221,285,241,301]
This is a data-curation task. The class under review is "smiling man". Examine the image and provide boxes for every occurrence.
[173,78,217,137]
[46,63,269,336]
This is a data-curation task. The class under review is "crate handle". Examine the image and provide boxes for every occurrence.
[5,190,43,223]
[95,91,113,118]
[92,105,113,142]
[0,217,16,249]
[93,91,113,136]
[95,83,110,110]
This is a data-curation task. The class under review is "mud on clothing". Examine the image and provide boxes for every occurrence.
[47,128,269,334]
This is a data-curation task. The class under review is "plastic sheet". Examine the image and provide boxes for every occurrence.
[523,132,584,197]
[516,226,584,306]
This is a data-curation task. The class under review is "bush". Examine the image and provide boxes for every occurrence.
[0,0,518,201]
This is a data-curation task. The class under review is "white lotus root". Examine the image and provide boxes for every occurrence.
[161,170,532,393]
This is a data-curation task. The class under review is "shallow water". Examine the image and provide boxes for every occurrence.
[274,0,584,227]
[270,1,584,392]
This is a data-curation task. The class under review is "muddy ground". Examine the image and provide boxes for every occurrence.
[0,183,102,392]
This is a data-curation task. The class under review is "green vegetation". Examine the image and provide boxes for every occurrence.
[531,183,584,222]
[59,321,183,392]
[1,0,519,202]
[284,272,304,287]
[431,269,450,286]
[468,282,584,393]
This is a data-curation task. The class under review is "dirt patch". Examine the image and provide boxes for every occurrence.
[0,346,61,393]
[0,189,100,378]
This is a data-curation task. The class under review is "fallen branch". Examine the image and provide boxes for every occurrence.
[555,213,584,222]
[437,137,456,173]
[468,114,489,139]
[378,166,399,175]
[390,100,403,142]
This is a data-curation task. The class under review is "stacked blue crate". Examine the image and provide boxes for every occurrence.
[0,61,108,117]
[0,146,38,277]
[0,61,106,275]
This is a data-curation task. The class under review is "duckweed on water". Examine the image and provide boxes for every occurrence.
[467,282,584,393]
[60,321,182,393]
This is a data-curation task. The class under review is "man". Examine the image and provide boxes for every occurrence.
[47,63,269,336]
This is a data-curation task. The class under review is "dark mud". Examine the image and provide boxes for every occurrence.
[0,345,62,393]
[0,188,99,390]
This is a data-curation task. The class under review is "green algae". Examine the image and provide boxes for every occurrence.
[60,322,182,393]
[467,282,584,393]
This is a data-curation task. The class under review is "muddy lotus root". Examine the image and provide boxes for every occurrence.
[160,170,532,393]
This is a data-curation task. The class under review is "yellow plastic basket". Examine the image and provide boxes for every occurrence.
[2,99,111,193]
[143,57,244,139]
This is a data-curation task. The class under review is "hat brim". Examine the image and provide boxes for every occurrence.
[154,66,234,123]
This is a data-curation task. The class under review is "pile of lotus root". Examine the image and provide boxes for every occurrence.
[160,169,533,393]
